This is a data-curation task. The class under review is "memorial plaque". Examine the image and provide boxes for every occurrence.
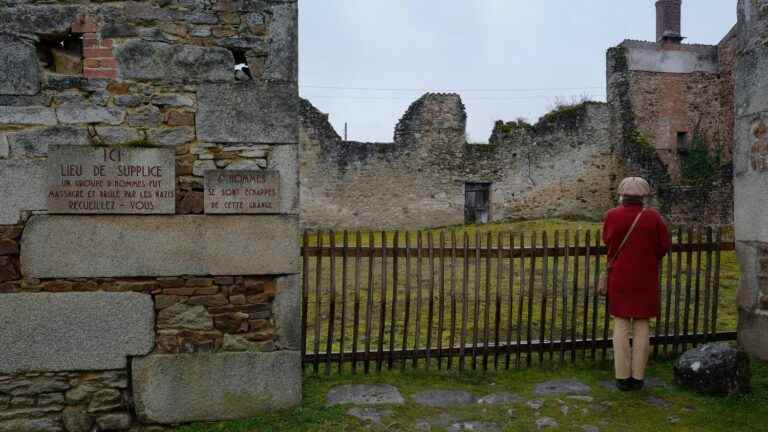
[47,145,175,214]
[204,170,281,214]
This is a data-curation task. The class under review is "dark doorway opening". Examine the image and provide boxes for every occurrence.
[465,182,491,224]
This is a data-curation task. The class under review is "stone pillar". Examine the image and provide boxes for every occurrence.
[734,0,768,361]
[656,0,683,42]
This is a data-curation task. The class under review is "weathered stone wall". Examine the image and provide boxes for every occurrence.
[0,0,300,429]
[734,0,768,361]
[607,36,736,225]
[300,96,614,230]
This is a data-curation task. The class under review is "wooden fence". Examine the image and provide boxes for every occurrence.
[301,227,736,374]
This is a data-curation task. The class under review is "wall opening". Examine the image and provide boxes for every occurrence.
[37,33,83,75]
[464,182,491,224]
[677,131,689,153]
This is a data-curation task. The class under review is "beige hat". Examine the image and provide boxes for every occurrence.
[617,177,651,197]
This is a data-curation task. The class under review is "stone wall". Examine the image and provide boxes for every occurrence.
[300,96,615,230]
[606,35,736,225]
[734,0,768,361]
[0,0,300,430]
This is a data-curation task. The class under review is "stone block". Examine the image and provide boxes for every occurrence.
[0,106,57,125]
[273,275,300,350]
[132,351,301,424]
[21,215,299,278]
[264,2,298,82]
[115,41,234,83]
[739,308,768,361]
[0,292,154,373]
[7,126,90,157]
[94,127,144,145]
[146,127,195,146]
[56,103,125,125]
[0,160,47,224]
[0,34,40,96]
[196,81,298,143]
[0,133,7,159]
[0,5,80,35]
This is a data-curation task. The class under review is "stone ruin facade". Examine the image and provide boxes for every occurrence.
[300,0,738,230]
[0,0,301,430]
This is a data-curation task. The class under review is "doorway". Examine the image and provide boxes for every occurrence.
[464,182,491,224]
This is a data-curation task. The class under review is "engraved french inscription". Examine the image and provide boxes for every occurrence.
[205,170,280,214]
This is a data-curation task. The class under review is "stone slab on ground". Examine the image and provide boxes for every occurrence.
[412,390,477,407]
[0,160,46,224]
[21,215,299,278]
[0,292,154,373]
[346,407,392,424]
[536,417,559,430]
[674,342,751,395]
[533,379,592,397]
[477,392,524,405]
[132,351,301,424]
[326,384,404,406]
[447,421,502,432]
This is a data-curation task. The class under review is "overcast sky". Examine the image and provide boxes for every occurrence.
[299,1,737,143]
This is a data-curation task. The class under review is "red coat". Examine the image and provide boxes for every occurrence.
[602,203,671,318]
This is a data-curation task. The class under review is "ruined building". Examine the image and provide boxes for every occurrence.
[300,0,736,230]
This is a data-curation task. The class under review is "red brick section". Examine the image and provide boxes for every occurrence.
[0,226,21,286]
[72,15,117,80]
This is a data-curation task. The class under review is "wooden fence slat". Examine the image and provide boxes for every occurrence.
[526,232,536,367]
[570,230,580,364]
[364,231,374,374]
[653,245,663,359]
[539,231,549,365]
[437,231,447,370]
[401,232,412,372]
[549,230,560,362]
[388,231,399,370]
[426,232,435,370]
[505,232,515,370]
[377,231,388,372]
[663,245,673,357]
[313,232,323,374]
[448,231,458,370]
[673,227,683,356]
[301,231,310,371]
[560,230,570,365]
[693,228,703,346]
[460,232,469,371]
[413,232,423,369]
[483,232,492,371]
[601,231,610,362]
[682,227,694,352]
[326,231,336,375]
[516,232,525,369]
[582,230,591,361]
[494,231,503,370]
[591,230,600,360]
[712,228,723,337]
[473,231,481,370]
[351,231,362,374]
[703,228,713,341]
[339,231,349,373]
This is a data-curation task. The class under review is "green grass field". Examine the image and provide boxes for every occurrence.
[303,219,739,358]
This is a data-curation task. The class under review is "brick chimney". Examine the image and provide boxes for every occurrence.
[656,0,684,43]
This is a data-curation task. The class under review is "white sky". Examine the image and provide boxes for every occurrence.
[299,1,737,143]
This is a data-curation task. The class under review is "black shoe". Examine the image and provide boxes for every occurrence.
[616,378,633,392]
[630,378,645,391]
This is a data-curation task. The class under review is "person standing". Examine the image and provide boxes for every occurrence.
[602,177,671,391]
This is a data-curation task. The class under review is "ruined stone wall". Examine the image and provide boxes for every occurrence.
[607,37,735,225]
[734,0,768,361]
[0,0,300,429]
[300,96,614,230]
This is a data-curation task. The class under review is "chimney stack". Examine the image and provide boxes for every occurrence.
[656,0,684,43]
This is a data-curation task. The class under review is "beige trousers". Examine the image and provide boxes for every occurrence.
[612,317,650,380]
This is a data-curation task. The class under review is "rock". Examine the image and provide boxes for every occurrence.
[65,383,99,403]
[21,215,300,278]
[412,390,477,407]
[56,103,125,125]
[115,41,233,82]
[415,413,458,430]
[221,334,267,352]
[0,4,80,35]
[477,392,523,405]
[667,414,680,424]
[127,105,163,127]
[62,407,93,432]
[674,342,751,395]
[151,94,195,107]
[132,352,301,424]
[0,34,40,95]
[95,413,132,430]
[0,416,62,432]
[147,127,195,146]
[533,379,592,396]
[567,395,595,403]
[326,384,404,406]
[0,106,57,125]
[643,395,672,408]
[196,81,298,143]
[0,292,155,373]
[536,417,559,429]
[87,389,123,413]
[346,407,392,424]
[225,159,268,170]
[95,127,144,146]
[114,95,144,108]
[193,160,216,176]
[447,421,501,432]
[157,303,214,330]
[37,393,65,406]
[7,126,90,157]
[526,399,545,410]
[582,426,600,432]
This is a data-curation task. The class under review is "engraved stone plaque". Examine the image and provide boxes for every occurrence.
[47,145,175,214]
[204,170,281,214]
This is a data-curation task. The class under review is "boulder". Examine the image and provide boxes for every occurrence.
[674,342,751,395]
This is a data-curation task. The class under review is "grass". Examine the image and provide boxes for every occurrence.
[303,219,739,357]
[177,356,768,432]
